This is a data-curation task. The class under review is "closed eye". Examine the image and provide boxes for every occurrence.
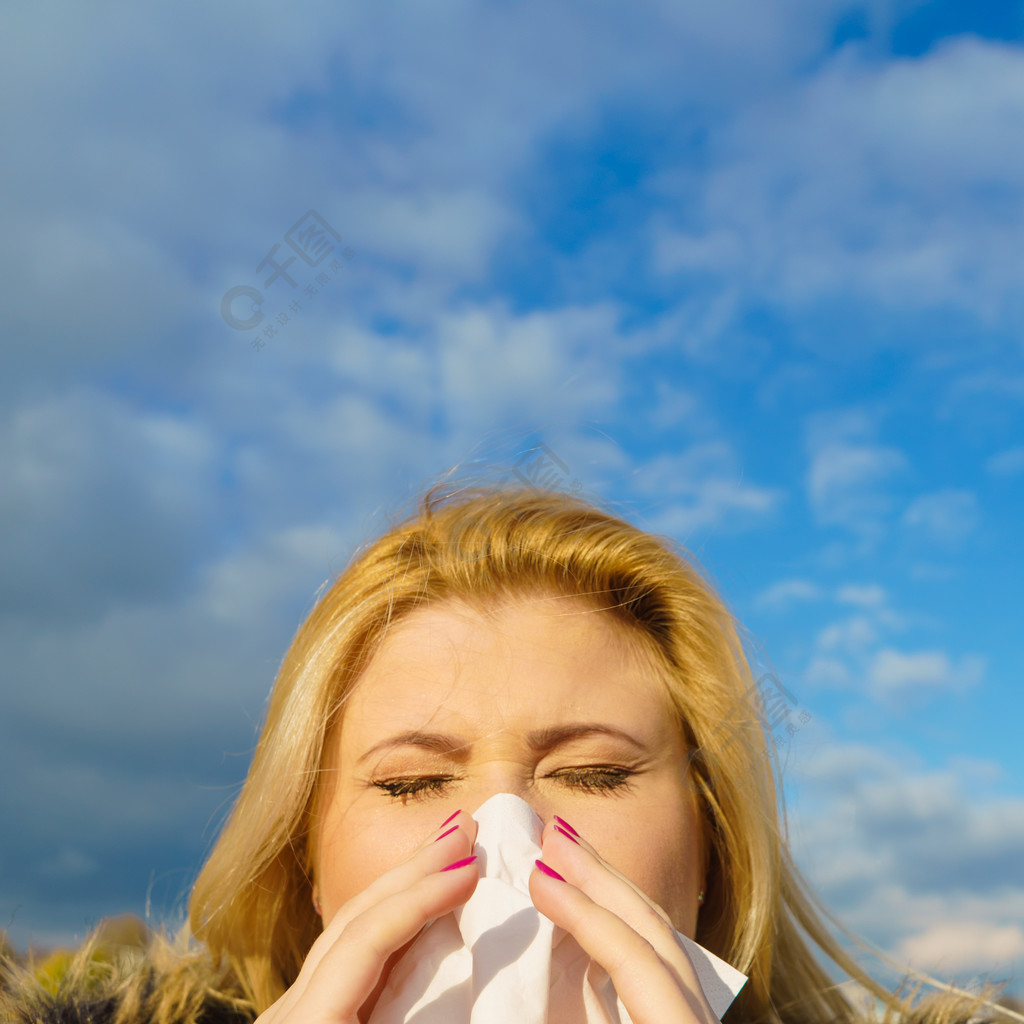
[546,766,635,794]
[372,766,637,801]
[372,776,456,800]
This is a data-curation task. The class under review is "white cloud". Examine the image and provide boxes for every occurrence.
[909,563,958,582]
[817,615,878,654]
[347,187,517,280]
[789,743,1024,990]
[646,380,703,432]
[867,648,985,702]
[836,584,887,607]
[685,38,1024,321]
[0,0,852,381]
[2,212,200,371]
[900,922,1024,975]
[952,371,1024,407]
[987,446,1024,478]
[756,578,822,610]
[199,524,342,628]
[804,655,853,689]
[631,442,782,537]
[903,489,980,546]
[437,303,622,428]
[0,391,222,622]
[654,228,744,277]
[796,588,975,708]
[807,441,906,534]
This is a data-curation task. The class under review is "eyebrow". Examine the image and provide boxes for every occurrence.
[356,723,647,765]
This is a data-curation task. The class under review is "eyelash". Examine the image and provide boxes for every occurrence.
[373,776,452,800]
[372,767,635,801]
[549,767,634,794]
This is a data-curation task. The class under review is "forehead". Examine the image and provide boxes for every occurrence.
[339,596,676,744]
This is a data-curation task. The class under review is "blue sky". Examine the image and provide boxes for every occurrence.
[2,0,1023,1001]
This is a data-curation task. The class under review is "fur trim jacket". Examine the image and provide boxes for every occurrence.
[0,944,255,1024]
[4,936,1020,1024]
[0,984,253,1024]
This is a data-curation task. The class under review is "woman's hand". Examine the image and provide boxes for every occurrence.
[529,817,720,1024]
[256,811,479,1024]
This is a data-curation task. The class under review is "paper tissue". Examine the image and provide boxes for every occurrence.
[368,793,746,1023]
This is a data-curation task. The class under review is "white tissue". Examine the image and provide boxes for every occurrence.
[368,793,747,1023]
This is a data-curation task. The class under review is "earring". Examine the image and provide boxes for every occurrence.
[697,888,705,905]
[313,890,322,916]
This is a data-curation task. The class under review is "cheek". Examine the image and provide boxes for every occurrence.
[590,801,703,931]
[644,830,700,921]
[315,800,438,913]
[318,825,379,909]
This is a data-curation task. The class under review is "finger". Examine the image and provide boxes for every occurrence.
[547,819,675,926]
[300,858,480,1023]
[540,822,687,974]
[326,809,475,930]
[286,812,475,1006]
[260,858,478,1024]
[530,868,717,1024]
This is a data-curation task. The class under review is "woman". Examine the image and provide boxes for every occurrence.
[2,486,1010,1023]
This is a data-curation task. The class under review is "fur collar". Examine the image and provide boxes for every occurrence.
[0,940,255,1024]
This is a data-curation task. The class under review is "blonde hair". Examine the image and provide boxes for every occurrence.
[187,486,1006,1023]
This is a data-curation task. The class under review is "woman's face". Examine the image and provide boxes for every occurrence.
[314,595,706,935]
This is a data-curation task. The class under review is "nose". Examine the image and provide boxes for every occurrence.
[460,766,555,827]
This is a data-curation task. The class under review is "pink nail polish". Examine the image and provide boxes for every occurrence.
[439,810,461,828]
[553,815,579,837]
[554,824,579,845]
[535,859,565,882]
[441,855,477,872]
[434,825,459,842]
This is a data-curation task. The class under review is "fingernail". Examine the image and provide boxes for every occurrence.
[535,859,565,882]
[553,815,579,837]
[439,810,461,828]
[441,855,477,872]
[554,824,579,845]
[434,825,459,842]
